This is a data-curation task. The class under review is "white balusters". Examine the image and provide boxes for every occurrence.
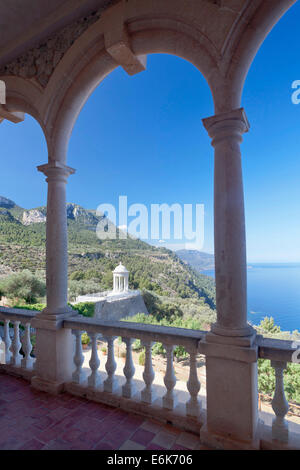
[122,337,136,398]
[103,336,118,393]
[72,330,85,384]
[10,321,22,367]
[141,341,155,404]
[21,322,34,370]
[4,319,12,364]
[163,344,177,410]
[271,360,289,442]
[88,332,101,388]
[186,347,201,417]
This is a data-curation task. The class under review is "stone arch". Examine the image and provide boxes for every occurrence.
[0,74,50,150]
[0,0,296,162]
[212,0,297,112]
[41,2,220,164]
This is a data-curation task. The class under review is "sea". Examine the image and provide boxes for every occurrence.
[203,263,300,333]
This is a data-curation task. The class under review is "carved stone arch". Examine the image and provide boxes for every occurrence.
[0,75,50,150]
[42,8,219,163]
[210,0,297,113]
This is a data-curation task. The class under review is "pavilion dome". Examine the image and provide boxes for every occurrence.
[113,262,129,274]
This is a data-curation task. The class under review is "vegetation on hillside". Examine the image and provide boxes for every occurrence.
[1,198,299,406]
[0,200,216,324]
[0,270,46,304]
[123,311,300,404]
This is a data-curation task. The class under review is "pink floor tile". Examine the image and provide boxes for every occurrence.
[151,430,177,449]
[18,438,44,450]
[131,428,156,446]
[94,441,115,450]
[47,406,72,421]
[146,443,166,450]
[0,373,206,451]
[101,427,131,449]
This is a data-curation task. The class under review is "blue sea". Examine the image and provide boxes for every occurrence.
[203,264,300,333]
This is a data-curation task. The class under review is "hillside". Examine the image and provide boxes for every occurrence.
[176,249,215,272]
[0,197,216,323]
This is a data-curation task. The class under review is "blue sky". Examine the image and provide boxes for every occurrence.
[1,2,300,262]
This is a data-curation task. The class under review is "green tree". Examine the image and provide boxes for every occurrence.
[0,270,46,304]
[69,270,85,281]
[258,317,281,334]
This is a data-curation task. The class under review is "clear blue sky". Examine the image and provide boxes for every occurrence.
[1,2,300,262]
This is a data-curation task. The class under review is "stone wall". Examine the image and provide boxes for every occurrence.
[94,293,148,321]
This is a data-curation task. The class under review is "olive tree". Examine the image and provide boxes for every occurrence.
[0,270,46,304]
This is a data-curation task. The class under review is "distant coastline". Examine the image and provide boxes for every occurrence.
[201,263,300,333]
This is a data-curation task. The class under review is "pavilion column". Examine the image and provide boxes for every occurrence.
[31,161,76,394]
[203,107,253,337]
[39,161,75,313]
[199,108,259,449]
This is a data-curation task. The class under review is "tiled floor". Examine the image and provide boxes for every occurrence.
[0,374,210,450]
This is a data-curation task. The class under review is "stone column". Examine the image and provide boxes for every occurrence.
[31,161,76,394]
[38,161,75,314]
[202,107,253,338]
[199,108,259,449]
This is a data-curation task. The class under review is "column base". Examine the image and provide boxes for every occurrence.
[42,304,74,316]
[211,322,255,338]
[199,331,259,445]
[204,330,257,347]
[31,315,76,393]
[31,376,65,395]
[32,309,76,330]
[200,422,261,450]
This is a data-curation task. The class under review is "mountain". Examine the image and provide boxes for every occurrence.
[0,196,16,209]
[176,249,215,272]
[0,196,216,322]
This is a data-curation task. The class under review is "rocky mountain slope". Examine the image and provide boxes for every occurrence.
[176,250,215,272]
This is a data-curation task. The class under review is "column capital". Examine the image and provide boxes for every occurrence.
[202,108,250,144]
[37,161,76,182]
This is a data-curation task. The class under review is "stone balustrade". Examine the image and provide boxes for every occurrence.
[64,315,206,433]
[0,306,37,379]
[257,336,300,448]
[0,306,299,447]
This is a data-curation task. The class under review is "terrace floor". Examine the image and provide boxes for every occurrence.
[0,373,210,451]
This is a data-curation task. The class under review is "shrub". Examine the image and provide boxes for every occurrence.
[139,351,145,366]
[81,332,90,345]
[174,345,188,359]
[69,271,85,281]
[258,359,300,404]
[68,280,100,301]
[13,303,45,312]
[0,270,46,304]
[258,317,281,334]
[132,339,142,351]
[71,302,95,317]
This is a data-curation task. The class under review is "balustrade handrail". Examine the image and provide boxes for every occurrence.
[0,306,36,372]
[64,314,206,420]
[256,335,299,363]
[0,306,38,322]
[1,306,299,444]
[64,314,206,348]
